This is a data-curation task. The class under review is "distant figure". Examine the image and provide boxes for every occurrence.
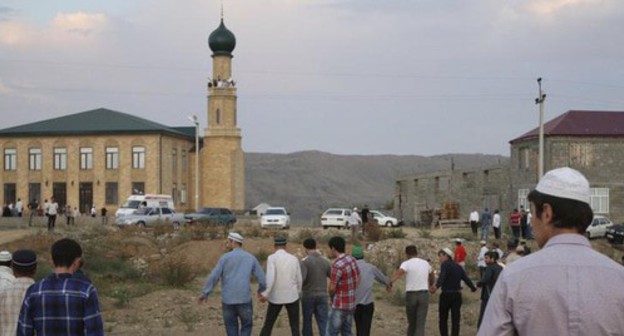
[361,205,370,236]
[47,197,59,231]
[0,249,37,336]
[27,199,38,226]
[453,239,466,269]
[480,208,492,241]
[476,240,488,278]
[509,209,521,239]
[90,205,96,218]
[15,198,23,217]
[492,210,501,239]
[519,206,529,239]
[18,238,104,335]
[469,210,479,237]
[476,251,502,329]
[66,205,75,225]
[348,208,362,241]
[101,207,108,225]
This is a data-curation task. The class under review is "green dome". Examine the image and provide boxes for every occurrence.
[208,19,236,56]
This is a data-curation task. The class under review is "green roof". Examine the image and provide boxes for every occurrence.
[0,108,195,139]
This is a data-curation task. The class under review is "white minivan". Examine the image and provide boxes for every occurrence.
[115,194,174,217]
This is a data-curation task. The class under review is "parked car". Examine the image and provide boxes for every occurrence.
[115,207,184,228]
[260,207,290,229]
[606,224,624,244]
[184,207,237,225]
[585,215,614,239]
[370,210,400,227]
[321,208,352,229]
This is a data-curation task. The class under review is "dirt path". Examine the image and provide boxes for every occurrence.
[0,229,32,246]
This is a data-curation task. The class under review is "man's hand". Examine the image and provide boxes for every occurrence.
[471,287,477,293]
[429,285,437,294]
[258,293,267,303]
[198,295,208,304]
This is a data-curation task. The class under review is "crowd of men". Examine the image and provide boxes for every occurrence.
[1,167,623,336]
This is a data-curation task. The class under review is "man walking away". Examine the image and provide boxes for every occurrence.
[509,209,521,239]
[47,197,59,231]
[469,210,479,237]
[260,236,302,336]
[476,241,488,279]
[431,248,477,336]
[199,232,266,336]
[300,238,331,336]
[491,210,501,240]
[348,208,362,242]
[479,167,624,335]
[352,245,391,336]
[480,208,492,241]
[390,245,433,336]
[476,251,502,329]
[0,250,37,336]
[18,238,103,335]
[327,236,360,336]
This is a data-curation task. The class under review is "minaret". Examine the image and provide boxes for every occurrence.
[202,17,245,210]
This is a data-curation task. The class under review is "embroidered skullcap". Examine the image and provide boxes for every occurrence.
[11,250,37,269]
[274,236,287,245]
[440,248,454,258]
[535,167,590,204]
[228,232,244,243]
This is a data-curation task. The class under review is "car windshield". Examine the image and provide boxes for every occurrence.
[200,208,216,214]
[266,209,286,215]
[121,200,141,209]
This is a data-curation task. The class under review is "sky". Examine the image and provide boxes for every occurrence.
[1,0,623,156]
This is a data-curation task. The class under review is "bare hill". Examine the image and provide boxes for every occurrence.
[246,151,508,222]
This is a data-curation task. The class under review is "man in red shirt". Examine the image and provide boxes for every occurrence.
[509,209,522,239]
[453,239,467,269]
[328,236,360,336]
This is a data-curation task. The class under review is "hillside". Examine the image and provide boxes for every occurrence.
[246,151,508,221]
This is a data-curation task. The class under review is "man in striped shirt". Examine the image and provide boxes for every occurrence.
[327,236,360,336]
[17,238,103,336]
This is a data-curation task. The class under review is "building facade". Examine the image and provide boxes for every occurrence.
[396,110,624,225]
[0,18,245,214]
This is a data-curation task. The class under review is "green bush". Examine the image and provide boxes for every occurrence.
[158,256,196,288]
[384,229,407,239]
[177,307,201,331]
[111,286,130,308]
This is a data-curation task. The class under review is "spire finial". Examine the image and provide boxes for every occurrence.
[221,0,224,20]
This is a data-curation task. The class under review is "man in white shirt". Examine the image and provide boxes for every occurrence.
[469,210,479,237]
[47,197,59,231]
[348,207,362,241]
[15,198,23,217]
[390,245,433,336]
[259,236,302,336]
[492,210,501,239]
[476,240,488,278]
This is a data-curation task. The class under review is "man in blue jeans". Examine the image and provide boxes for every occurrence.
[199,232,266,336]
[300,238,331,336]
[327,236,360,336]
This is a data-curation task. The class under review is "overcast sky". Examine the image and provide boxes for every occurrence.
[1,0,623,156]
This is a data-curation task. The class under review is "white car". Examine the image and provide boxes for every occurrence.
[370,210,400,227]
[261,207,291,229]
[321,208,352,229]
[585,215,614,239]
[115,207,184,228]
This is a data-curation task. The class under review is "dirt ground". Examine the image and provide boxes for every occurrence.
[1,219,621,336]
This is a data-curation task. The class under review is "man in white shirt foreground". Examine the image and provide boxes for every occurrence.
[478,167,624,335]
[259,236,303,336]
[390,245,434,336]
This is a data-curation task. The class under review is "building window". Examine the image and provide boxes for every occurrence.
[3,183,16,204]
[569,143,593,167]
[519,147,530,170]
[80,147,93,170]
[172,183,178,203]
[216,108,221,125]
[590,188,609,214]
[132,146,145,169]
[182,150,187,173]
[181,183,187,204]
[517,188,529,210]
[172,148,178,175]
[132,182,145,195]
[53,148,67,170]
[52,183,67,208]
[106,147,119,170]
[29,148,42,171]
[105,182,119,205]
[28,183,41,207]
[4,148,16,171]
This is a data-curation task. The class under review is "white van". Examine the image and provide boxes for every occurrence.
[115,194,174,217]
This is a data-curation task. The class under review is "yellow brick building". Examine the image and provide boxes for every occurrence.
[0,19,245,214]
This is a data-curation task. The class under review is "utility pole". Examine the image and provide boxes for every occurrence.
[188,115,200,211]
[535,78,546,178]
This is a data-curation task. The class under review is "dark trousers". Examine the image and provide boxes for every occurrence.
[511,226,520,239]
[477,298,489,329]
[260,300,300,336]
[493,227,501,239]
[470,221,478,235]
[439,292,462,336]
[354,303,374,336]
[47,214,56,231]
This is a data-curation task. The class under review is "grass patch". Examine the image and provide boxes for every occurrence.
[178,307,201,332]
[384,228,407,239]
[155,255,196,288]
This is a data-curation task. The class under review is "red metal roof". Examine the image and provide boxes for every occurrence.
[509,110,624,144]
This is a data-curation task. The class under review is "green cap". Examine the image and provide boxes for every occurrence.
[351,245,364,259]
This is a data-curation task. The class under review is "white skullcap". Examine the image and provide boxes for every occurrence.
[228,232,244,243]
[440,248,454,258]
[535,167,590,204]
[0,250,11,262]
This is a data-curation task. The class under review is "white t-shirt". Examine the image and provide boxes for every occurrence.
[48,202,59,216]
[492,213,501,228]
[469,211,479,222]
[400,257,432,291]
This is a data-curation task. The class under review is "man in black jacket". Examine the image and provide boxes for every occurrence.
[477,251,503,328]
[431,247,477,336]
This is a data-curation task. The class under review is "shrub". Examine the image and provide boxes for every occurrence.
[111,286,130,308]
[365,222,383,242]
[384,229,407,239]
[254,248,270,265]
[177,307,201,332]
[157,255,196,288]
[418,228,433,239]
